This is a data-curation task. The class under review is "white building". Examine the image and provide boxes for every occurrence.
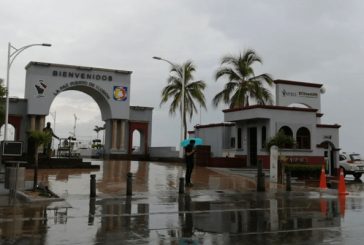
[192,80,340,175]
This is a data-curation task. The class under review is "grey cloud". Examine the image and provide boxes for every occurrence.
[1,0,364,152]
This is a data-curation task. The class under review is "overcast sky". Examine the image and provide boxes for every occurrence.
[0,0,363,152]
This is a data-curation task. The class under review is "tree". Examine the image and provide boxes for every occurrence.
[213,49,273,109]
[266,131,295,150]
[94,125,105,140]
[160,60,206,138]
[0,80,6,125]
[28,130,51,190]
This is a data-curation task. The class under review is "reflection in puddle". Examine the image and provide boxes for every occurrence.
[1,160,363,244]
[91,193,343,244]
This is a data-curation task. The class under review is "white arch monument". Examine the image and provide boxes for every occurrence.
[15,61,153,156]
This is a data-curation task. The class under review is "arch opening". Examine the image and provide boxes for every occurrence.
[132,130,142,154]
[0,124,16,141]
[46,90,104,157]
[56,84,112,121]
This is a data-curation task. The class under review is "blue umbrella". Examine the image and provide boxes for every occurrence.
[180,137,203,147]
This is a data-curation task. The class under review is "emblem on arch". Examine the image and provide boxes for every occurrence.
[35,80,47,97]
[113,86,128,101]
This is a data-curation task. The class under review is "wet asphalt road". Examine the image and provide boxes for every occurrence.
[1,160,364,244]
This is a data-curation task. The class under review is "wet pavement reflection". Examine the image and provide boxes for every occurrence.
[1,160,364,244]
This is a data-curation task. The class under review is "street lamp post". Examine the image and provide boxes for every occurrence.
[153,56,185,158]
[49,111,56,133]
[49,111,56,148]
[3,42,51,143]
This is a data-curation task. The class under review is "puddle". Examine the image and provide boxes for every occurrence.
[1,160,364,244]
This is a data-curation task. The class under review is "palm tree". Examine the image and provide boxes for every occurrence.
[160,60,206,138]
[94,125,104,140]
[28,130,51,190]
[213,49,273,109]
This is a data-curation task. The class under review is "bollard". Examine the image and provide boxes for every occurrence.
[179,177,185,194]
[286,170,291,192]
[126,172,133,196]
[257,159,263,176]
[257,160,265,192]
[88,198,96,225]
[90,174,96,198]
[124,196,132,227]
[257,172,266,192]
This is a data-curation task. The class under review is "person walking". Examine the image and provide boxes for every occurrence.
[184,140,196,187]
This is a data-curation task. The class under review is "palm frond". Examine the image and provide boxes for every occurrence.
[252,73,274,86]
[242,48,262,66]
[213,49,273,108]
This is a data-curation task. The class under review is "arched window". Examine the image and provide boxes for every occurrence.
[279,126,293,148]
[261,126,266,148]
[297,127,310,149]
[279,126,293,137]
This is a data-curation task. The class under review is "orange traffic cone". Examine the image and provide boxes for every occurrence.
[339,194,346,217]
[320,198,328,217]
[319,164,327,190]
[338,168,348,195]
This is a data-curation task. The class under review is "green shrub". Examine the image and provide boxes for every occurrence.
[284,163,321,179]
[266,131,295,149]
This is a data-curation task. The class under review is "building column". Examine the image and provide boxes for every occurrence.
[38,116,45,131]
[116,120,121,149]
[29,116,36,131]
[111,120,117,150]
[119,120,126,151]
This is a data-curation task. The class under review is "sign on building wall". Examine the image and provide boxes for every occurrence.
[25,62,131,120]
[275,81,323,111]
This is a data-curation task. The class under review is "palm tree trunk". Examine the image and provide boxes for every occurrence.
[183,109,187,139]
[33,146,39,191]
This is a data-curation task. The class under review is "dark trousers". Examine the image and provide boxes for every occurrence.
[185,158,194,184]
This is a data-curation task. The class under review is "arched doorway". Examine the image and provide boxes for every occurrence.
[132,130,142,154]
[317,141,338,176]
[128,122,148,155]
